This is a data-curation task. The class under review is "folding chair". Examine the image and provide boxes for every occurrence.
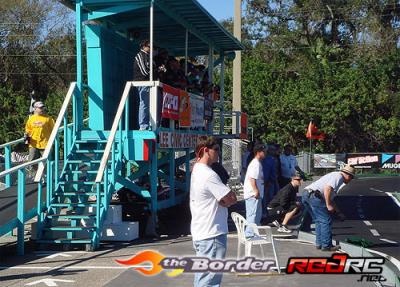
[231,212,281,273]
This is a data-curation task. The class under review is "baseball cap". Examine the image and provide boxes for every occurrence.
[34,101,45,108]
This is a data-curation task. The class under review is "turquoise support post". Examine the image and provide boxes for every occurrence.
[112,142,116,183]
[36,182,43,240]
[55,135,59,187]
[63,116,68,163]
[150,141,158,227]
[169,149,175,203]
[75,1,84,131]
[5,145,11,188]
[17,169,25,255]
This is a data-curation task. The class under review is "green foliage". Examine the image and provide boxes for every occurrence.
[221,1,400,152]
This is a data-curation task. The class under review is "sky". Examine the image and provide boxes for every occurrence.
[197,0,234,21]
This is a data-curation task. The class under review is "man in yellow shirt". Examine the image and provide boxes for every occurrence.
[25,101,55,165]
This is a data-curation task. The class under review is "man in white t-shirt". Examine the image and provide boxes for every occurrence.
[279,144,304,188]
[190,136,237,287]
[243,143,266,238]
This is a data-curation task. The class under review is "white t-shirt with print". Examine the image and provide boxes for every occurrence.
[190,163,231,241]
[243,158,264,200]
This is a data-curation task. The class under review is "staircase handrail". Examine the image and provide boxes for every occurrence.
[95,81,133,183]
[34,82,77,182]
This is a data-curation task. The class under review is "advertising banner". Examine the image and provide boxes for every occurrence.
[158,131,200,149]
[179,90,191,127]
[190,93,205,128]
[162,84,180,120]
[346,154,381,169]
[314,154,336,168]
[204,98,213,120]
[380,153,400,169]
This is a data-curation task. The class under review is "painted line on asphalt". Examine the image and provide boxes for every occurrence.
[370,229,380,236]
[380,238,398,244]
[385,192,400,207]
[370,187,384,193]
[363,220,372,226]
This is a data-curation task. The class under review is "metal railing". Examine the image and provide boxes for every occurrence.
[0,82,78,255]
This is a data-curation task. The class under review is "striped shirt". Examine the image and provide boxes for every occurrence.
[133,49,150,81]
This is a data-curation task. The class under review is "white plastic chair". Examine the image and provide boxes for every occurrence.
[231,212,281,273]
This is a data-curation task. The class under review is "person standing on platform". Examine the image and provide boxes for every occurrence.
[243,143,266,238]
[133,40,151,130]
[190,136,237,287]
[25,101,55,171]
[302,165,355,251]
[279,143,304,188]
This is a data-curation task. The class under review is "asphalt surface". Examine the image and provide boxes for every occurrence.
[334,176,400,259]
[0,176,398,286]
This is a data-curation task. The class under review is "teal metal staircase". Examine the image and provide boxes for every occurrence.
[36,137,116,250]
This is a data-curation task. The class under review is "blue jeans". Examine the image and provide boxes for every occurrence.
[245,197,262,238]
[138,86,150,129]
[301,192,332,248]
[193,234,227,287]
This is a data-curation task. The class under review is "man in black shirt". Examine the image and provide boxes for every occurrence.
[267,172,302,233]
[134,40,151,130]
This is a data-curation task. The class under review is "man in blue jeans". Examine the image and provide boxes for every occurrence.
[302,164,355,251]
[190,136,237,287]
[133,40,151,130]
[243,143,266,238]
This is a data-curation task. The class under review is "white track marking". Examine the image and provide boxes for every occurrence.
[380,238,397,244]
[363,221,372,226]
[370,187,384,193]
[370,229,380,236]
[385,192,400,207]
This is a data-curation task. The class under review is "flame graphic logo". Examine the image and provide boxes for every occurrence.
[115,250,184,277]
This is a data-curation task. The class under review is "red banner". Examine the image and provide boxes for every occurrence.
[162,84,180,120]
[179,90,191,127]
[240,113,248,139]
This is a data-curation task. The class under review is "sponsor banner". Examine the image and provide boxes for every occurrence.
[190,93,205,128]
[314,154,336,168]
[240,113,248,140]
[380,153,400,169]
[179,90,191,127]
[158,131,200,149]
[204,98,213,120]
[162,84,180,120]
[347,153,381,169]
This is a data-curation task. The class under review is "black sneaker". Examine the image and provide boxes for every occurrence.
[321,245,341,252]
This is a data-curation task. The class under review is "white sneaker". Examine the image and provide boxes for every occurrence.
[277,225,292,233]
[272,220,281,228]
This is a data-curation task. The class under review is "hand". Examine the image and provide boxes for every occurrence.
[327,204,335,213]
[254,190,260,199]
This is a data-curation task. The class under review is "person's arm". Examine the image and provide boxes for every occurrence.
[279,188,290,208]
[323,185,335,212]
[249,178,260,199]
[219,191,237,207]
[25,117,32,136]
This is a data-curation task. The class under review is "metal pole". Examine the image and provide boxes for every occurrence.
[5,145,11,187]
[232,0,242,176]
[149,0,154,82]
[17,169,25,255]
[219,54,225,136]
[185,29,188,76]
[75,1,83,131]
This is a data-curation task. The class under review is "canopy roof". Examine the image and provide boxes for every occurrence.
[61,0,243,56]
